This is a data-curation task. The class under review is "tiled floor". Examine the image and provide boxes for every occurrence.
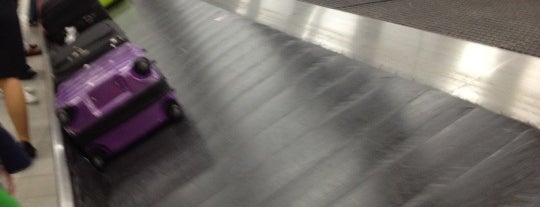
[0,0,58,206]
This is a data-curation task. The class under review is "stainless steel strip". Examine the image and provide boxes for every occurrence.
[43,49,75,207]
[202,0,540,129]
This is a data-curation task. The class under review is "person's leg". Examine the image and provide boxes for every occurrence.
[0,88,39,105]
[0,77,36,158]
[1,0,37,158]
[0,78,29,142]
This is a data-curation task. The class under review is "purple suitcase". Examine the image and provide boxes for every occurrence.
[55,43,183,168]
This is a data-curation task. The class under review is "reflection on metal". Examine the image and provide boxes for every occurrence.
[44,50,75,207]
[203,0,540,129]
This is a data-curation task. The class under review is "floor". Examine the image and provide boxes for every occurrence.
[62,0,540,206]
[0,1,58,206]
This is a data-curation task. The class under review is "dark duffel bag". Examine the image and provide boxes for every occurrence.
[49,20,128,84]
[41,0,110,45]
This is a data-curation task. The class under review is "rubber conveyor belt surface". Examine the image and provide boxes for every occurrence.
[301,0,540,57]
[64,0,540,206]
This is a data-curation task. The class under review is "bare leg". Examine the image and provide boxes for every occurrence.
[0,77,30,143]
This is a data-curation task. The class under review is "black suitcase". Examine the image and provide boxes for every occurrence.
[41,0,110,45]
[49,20,128,84]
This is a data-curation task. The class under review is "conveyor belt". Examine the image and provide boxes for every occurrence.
[301,0,540,57]
[63,0,540,206]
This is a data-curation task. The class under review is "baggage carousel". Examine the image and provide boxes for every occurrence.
[54,0,540,206]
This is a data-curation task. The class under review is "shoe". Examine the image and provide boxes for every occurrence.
[20,141,37,159]
[25,44,42,57]
[24,90,39,104]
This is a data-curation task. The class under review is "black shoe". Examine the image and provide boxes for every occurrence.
[20,141,37,159]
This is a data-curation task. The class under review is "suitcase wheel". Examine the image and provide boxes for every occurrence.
[166,101,184,120]
[57,107,73,125]
[133,57,152,76]
[88,148,108,170]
